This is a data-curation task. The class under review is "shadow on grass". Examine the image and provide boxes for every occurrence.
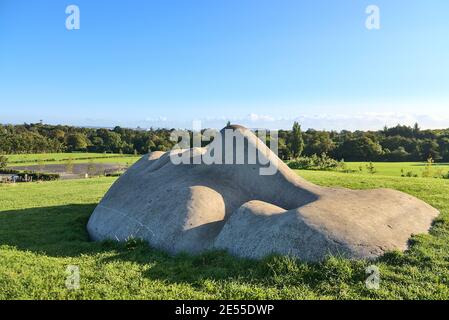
[0,205,268,283]
[0,204,102,257]
[0,204,368,290]
[0,203,431,293]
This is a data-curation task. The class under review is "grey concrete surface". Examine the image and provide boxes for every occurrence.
[87,125,439,261]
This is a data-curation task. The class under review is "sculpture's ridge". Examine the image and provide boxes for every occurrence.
[87,125,439,261]
[221,124,247,131]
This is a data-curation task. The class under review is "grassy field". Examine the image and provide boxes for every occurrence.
[5,153,449,178]
[5,153,141,167]
[1,171,448,300]
[344,162,449,178]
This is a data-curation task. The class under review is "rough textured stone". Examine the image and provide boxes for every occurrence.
[87,125,439,261]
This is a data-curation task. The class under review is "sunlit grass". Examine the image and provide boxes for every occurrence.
[5,153,140,167]
[343,161,449,177]
[1,172,448,299]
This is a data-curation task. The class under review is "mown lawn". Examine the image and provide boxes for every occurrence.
[5,153,141,167]
[5,153,449,178]
[344,161,449,178]
[0,172,448,299]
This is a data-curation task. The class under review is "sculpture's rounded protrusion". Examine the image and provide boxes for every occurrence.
[87,125,439,261]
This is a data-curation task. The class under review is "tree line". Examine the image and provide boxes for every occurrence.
[1,122,449,162]
[0,123,174,155]
[278,122,449,162]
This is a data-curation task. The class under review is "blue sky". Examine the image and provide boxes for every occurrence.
[0,0,448,130]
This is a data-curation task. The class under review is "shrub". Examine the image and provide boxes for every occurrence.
[105,171,124,177]
[18,171,60,181]
[288,157,314,170]
[0,168,59,181]
[422,157,434,178]
[288,153,345,171]
[401,169,418,178]
[0,168,19,174]
[366,162,377,174]
[0,155,7,169]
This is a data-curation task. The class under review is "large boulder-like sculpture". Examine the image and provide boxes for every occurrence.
[87,125,439,261]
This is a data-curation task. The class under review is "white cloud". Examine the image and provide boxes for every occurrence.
[286,112,449,131]
[91,111,449,131]
[195,112,449,131]
[47,110,449,131]
[144,116,168,122]
[247,113,276,122]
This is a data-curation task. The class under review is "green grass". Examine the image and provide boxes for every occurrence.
[5,153,141,167]
[6,154,449,178]
[1,172,449,299]
[344,162,449,178]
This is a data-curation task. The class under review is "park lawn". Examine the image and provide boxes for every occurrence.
[5,154,449,178]
[0,172,449,299]
[5,153,141,167]
[344,162,449,178]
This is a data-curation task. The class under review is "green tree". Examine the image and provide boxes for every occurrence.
[336,135,383,161]
[277,137,291,160]
[421,139,442,161]
[0,155,7,169]
[147,139,156,152]
[51,129,66,142]
[290,122,304,158]
[413,122,420,136]
[97,129,123,153]
[438,137,449,161]
[386,147,411,161]
[304,130,335,156]
[66,133,89,151]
